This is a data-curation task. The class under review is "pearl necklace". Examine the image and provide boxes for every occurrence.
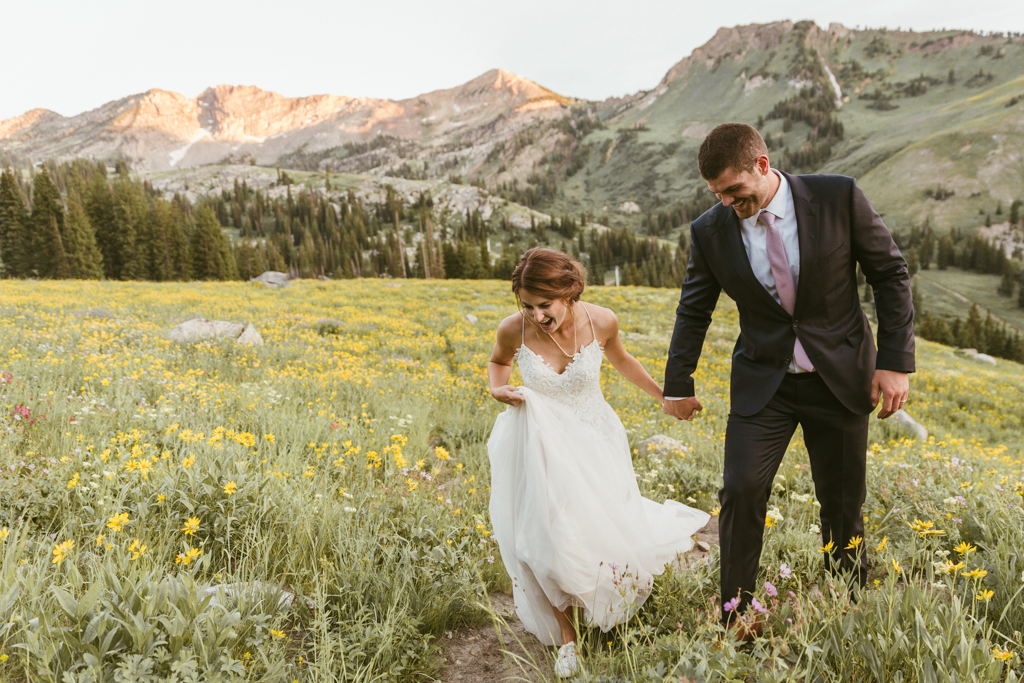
[542,304,577,358]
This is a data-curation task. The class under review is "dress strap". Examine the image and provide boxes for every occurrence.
[581,303,596,342]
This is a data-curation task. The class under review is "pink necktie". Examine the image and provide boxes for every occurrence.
[758,211,814,371]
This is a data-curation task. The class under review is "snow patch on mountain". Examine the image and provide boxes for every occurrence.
[169,129,210,167]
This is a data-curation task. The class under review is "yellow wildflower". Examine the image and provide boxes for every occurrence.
[818,540,835,554]
[223,481,237,495]
[175,547,202,565]
[954,542,977,555]
[875,536,888,551]
[976,589,994,602]
[845,536,863,550]
[51,539,75,566]
[128,539,147,560]
[106,512,130,533]
[182,517,200,536]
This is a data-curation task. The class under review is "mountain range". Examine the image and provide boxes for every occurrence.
[3,20,1024,234]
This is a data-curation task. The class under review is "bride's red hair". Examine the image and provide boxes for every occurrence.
[511,248,586,303]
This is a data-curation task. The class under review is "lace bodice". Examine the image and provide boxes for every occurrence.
[515,338,609,427]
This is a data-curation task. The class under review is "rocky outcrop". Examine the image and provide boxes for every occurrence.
[169,319,263,346]
[250,271,289,288]
[892,410,928,441]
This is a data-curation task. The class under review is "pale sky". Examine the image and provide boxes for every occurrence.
[1,0,1020,121]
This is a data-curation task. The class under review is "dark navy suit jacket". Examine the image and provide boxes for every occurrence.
[663,172,915,416]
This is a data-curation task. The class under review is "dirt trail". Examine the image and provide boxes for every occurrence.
[436,518,719,682]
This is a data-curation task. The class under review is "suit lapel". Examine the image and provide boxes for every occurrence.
[719,206,789,315]
[784,172,819,313]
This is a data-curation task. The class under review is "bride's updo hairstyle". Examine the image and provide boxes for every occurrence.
[511,247,586,304]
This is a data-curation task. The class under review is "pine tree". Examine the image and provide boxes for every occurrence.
[965,304,983,350]
[63,184,104,279]
[0,169,31,277]
[190,205,237,280]
[998,262,1017,297]
[167,203,191,280]
[111,179,146,280]
[147,201,174,281]
[85,171,118,278]
[31,170,70,278]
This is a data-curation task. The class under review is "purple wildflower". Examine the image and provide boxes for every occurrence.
[723,597,740,613]
[765,581,778,597]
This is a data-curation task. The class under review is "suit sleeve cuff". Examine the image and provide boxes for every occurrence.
[875,349,916,373]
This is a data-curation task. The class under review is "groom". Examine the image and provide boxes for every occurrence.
[662,123,915,630]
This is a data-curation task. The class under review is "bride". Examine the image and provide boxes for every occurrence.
[486,248,710,677]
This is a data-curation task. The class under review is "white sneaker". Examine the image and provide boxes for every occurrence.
[554,641,578,678]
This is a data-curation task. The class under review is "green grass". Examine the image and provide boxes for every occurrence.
[1,279,1023,681]
[915,267,1024,331]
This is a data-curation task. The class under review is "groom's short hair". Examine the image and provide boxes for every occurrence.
[698,123,768,180]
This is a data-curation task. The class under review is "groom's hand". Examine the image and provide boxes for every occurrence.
[872,369,909,419]
[663,397,703,421]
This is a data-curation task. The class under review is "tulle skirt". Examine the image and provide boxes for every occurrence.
[487,386,710,646]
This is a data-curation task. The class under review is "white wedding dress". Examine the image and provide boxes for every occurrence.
[487,305,710,646]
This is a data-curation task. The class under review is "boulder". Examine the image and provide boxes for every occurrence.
[638,434,689,457]
[169,318,263,346]
[956,348,978,356]
[972,353,997,366]
[465,314,479,324]
[892,409,928,441]
[250,271,289,288]
[236,323,264,346]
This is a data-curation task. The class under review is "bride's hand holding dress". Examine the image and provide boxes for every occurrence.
[486,300,710,648]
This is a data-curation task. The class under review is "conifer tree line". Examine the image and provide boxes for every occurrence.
[0,162,690,288]
[892,218,1024,307]
[881,218,1024,363]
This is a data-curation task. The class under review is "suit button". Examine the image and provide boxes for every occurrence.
[792,320,799,329]
[784,358,791,366]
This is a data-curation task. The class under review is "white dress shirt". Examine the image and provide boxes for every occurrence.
[739,170,811,374]
[666,170,809,402]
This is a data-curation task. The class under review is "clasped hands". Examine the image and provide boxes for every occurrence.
[660,369,910,421]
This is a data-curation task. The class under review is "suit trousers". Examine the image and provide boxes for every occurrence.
[718,371,869,621]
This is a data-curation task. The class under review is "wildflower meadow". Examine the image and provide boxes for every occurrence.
[0,278,1023,682]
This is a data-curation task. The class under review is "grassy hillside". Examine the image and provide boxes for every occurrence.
[542,23,1024,241]
[1,279,1023,680]
[915,268,1024,332]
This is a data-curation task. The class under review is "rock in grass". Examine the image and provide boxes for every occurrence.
[236,323,264,346]
[638,434,689,457]
[250,271,289,288]
[169,319,263,346]
[972,353,997,366]
[893,409,928,441]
